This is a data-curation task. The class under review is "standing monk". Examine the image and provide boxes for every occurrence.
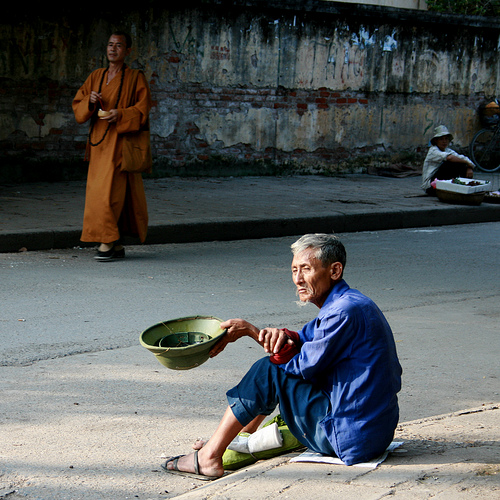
[73,32,152,261]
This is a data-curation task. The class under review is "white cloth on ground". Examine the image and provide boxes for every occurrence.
[290,441,404,468]
[227,423,283,454]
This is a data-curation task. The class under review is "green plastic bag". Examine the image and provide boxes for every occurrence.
[222,415,304,470]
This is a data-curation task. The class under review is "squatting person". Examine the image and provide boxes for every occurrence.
[421,125,474,196]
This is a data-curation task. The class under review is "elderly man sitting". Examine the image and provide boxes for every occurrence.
[163,233,402,479]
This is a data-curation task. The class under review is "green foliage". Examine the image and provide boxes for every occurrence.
[426,0,500,16]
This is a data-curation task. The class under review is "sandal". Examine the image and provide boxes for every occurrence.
[161,450,220,481]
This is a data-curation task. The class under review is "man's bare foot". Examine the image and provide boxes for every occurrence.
[192,415,265,451]
[165,448,224,478]
[192,438,207,450]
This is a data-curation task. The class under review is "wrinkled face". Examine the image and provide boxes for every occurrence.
[435,135,451,152]
[107,35,131,64]
[291,248,341,308]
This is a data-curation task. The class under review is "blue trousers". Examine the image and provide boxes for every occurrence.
[226,356,337,456]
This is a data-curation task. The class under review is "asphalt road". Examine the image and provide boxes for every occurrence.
[1,223,499,499]
[1,222,498,423]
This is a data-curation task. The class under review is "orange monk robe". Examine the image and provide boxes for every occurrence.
[72,67,151,244]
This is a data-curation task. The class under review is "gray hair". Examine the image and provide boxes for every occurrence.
[291,233,346,269]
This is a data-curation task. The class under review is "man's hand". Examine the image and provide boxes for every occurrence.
[259,328,293,355]
[99,109,118,123]
[209,319,259,358]
[89,91,102,105]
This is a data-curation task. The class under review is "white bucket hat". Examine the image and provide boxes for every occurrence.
[431,125,453,143]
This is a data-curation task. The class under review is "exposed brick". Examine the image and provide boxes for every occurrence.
[0,51,452,176]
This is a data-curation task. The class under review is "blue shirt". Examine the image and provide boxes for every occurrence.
[282,280,402,465]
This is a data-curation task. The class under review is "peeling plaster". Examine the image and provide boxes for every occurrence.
[1,112,66,139]
[197,108,276,149]
[196,105,383,153]
[151,115,176,139]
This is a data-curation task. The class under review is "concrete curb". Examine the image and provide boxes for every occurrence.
[1,174,499,252]
[2,204,500,253]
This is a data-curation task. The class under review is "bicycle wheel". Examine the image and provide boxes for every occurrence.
[469,128,500,172]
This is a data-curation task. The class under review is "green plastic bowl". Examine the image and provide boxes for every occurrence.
[140,315,226,370]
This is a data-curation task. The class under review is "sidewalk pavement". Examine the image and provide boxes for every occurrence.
[176,404,499,499]
[1,341,497,499]
[1,173,499,253]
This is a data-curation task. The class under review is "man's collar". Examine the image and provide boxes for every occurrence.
[319,279,349,311]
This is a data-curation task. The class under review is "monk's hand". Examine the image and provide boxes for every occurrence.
[101,109,118,123]
[89,91,102,105]
[209,319,259,358]
[259,328,290,355]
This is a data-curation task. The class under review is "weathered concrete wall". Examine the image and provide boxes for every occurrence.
[1,2,499,181]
